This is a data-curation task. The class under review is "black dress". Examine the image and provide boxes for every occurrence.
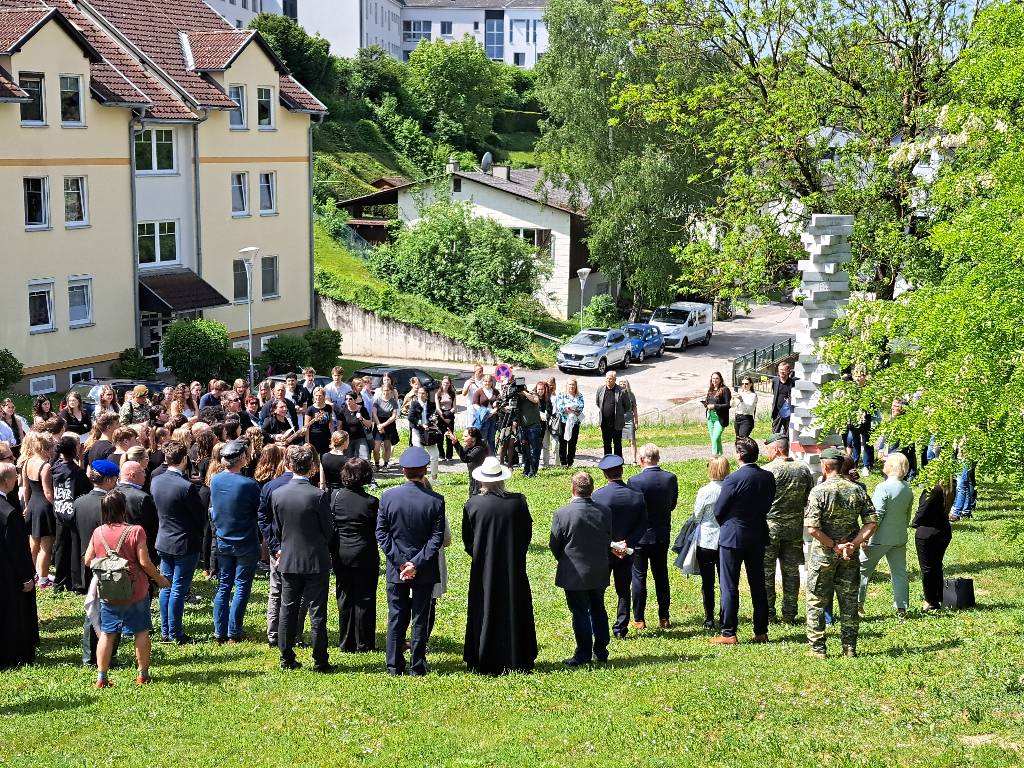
[305,406,333,457]
[913,485,953,607]
[59,408,92,436]
[26,477,55,539]
[327,487,380,652]
[462,491,537,674]
[321,451,346,488]
[0,497,39,668]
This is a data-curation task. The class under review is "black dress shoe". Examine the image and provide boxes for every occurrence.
[593,656,609,664]
[613,631,627,639]
[312,663,334,674]
[562,657,588,668]
[280,659,302,670]
[702,619,715,631]
[175,634,198,645]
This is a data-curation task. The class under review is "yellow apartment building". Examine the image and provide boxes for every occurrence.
[0,0,325,395]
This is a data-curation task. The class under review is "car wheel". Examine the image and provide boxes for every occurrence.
[702,332,712,346]
[638,349,645,363]
[622,352,630,369]
[680,337,688,352]
[557,366,566,373]
[656,344,664,358]
[597,358,607,375]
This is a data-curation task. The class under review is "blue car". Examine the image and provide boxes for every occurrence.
[622,323,665,363]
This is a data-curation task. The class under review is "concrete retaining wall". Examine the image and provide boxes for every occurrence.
[318,297,499,365]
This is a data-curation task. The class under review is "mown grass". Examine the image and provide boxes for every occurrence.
[2,461,1022,767]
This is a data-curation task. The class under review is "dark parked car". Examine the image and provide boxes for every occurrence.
[268,374,332,390]
[352,366,438,397]
[61,379,171,413]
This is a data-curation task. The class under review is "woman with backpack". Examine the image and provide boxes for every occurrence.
[82,489,169,688]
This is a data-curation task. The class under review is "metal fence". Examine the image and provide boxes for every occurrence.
[731,337,796,387]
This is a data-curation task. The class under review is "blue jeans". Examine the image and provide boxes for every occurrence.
[846,424,874,470]
[522,424,544,476]
[952,462,976,516]
[214,551,258,640]
[564,588,610,663]
[158,551,199,640]
[479,418,497,453]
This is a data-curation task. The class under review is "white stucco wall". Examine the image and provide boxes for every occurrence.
[299,0,402,59]
[134,124,198,272]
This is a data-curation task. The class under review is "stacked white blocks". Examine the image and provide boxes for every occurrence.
[791,214,852,464]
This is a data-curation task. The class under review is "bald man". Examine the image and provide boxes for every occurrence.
[117,461,160,567]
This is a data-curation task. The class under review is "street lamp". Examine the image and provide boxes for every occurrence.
[238,246,260,389]
[576,267,592,332]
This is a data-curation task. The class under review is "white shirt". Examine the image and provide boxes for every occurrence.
[733,390,758,416]
[325,381,352,406]
[692,481,723,549]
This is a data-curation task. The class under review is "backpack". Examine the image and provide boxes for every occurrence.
[90,525,137,601]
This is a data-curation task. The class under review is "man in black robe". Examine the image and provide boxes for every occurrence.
[462,457,537,675]
[0,462,39,669]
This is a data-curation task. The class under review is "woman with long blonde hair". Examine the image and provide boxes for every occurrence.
[253,443,286,486]
[22,431,56,587]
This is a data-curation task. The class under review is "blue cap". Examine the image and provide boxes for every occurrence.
[399,446,431,469]
[598,454,624,471]
[91,459,119,477]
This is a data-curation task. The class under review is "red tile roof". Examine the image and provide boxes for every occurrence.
[0,6,49,53]
[0,62,30,101]
[279,74,327,115]
[187,30,251,71]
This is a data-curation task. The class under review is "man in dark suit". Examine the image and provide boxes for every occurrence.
[550,472,613,666]
[151,441,207,644]
[271,444,333,672]
[771,360,797,435]
[594,371,631,457]
[375,447,445,676]
[592,454,647,638]
[75,460,119,666]
[258,456,294,649]
[712,436,776,645]
[117,461,159,566]
[628,443,679,629]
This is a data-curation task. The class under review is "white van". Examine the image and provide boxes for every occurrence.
[648,302,714,351]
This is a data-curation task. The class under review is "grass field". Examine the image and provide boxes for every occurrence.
[2,459,1022,767]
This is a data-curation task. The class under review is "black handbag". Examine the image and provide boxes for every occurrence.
[942,578,975,610]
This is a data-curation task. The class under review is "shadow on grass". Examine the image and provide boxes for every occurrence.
[532,653,701,672]
[0,692,92,717]
[864,638,962,657]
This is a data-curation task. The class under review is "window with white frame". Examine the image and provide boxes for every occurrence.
[403,20,431,43]
[228,84,246,128]
[134,128,175,173]
[232,339,251,351]
[256,87,274,128]
[231,172,249,215]
[514,52,525,67]
[440,20,452,37]
[485,15,504,60]
[259,172,276,214]
[260,334,277,352]
[233,258,249,302]
[23,177,49,228]
[64,176,88,227]
[69,368,94,386]
[59,75,84,125]
[28,281,54,332]
[261,255,279,299]
[67,277,92,327]
[19,73,44,124]
[29,375,57,396]
[137,221,178,265]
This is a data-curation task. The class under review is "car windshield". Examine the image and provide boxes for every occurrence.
[625,328,643,339]
[651,308,690,325]
[570,332,607,346]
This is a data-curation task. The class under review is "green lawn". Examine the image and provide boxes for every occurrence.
[2,462,1021,767]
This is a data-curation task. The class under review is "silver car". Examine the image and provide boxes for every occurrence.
[556,328,631,374]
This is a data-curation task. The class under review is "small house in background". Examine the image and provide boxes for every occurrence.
[337,161,610,320]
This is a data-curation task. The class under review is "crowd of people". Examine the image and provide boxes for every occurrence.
[0,362,970,682]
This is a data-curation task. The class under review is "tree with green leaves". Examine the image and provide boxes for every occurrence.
[249,13,336,98]
[161,319,230,384]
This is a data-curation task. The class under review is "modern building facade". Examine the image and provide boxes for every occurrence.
[203,0,282,29]
[1,0,326,394]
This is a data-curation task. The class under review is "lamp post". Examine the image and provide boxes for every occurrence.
[238,246,260,389]
[576,267,592,332]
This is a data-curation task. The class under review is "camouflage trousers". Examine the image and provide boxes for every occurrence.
[806,545,860,652]
[764,530,804,622]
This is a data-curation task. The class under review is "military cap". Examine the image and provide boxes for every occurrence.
[399,446,431,469]
[597,454,624,471]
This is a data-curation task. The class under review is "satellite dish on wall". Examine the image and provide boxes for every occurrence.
[481,151,493,173]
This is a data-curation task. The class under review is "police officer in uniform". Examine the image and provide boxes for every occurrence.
[592,455,647,638]
[804,447,878,658]
[762,434,815,624]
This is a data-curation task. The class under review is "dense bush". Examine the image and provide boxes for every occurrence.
[110,348,156,380]
[0,349,23,391]
[257,335,311,376]
[304,328,343,374]
[161,319,230,384]
[465,308,537,367]
[493,109,542,133]
[219,347,252,383]
[581,293,621,328]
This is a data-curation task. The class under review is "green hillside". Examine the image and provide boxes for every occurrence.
[313,118,423,202]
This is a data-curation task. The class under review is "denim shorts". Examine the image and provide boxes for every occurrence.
[99,597,153,636]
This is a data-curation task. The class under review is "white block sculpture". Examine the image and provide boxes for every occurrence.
[790,213,852,468]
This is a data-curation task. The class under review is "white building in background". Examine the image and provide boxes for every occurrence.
[247,0,548,65]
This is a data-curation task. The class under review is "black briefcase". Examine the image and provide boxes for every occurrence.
[942,578,976,609]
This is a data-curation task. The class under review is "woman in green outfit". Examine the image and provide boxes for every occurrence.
[703,372,732,456]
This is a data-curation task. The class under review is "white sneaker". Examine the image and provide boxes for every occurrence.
[859,467,870,478]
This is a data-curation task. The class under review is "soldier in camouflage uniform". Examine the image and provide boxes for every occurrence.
[763,435,815,623]
[804,448,878,658]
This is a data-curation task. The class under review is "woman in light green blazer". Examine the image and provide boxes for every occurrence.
[859,452,915,615]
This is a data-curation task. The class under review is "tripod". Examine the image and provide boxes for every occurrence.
[495,398,524,468]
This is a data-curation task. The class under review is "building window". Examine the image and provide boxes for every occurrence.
[261,255,279,298]
[19,73,44,124]
[283,0,296,19]
[68,277,92,327]
[514,52,525,67]
[228,84,246,128]
[473,21,479,32]
[28,281,54,333]
[259,172,276,214]
[452,178,461,193]
[242,0,248,8]
[232,339,251,351]
[260,334,277,352]
[403,20,431,43]
[257,87,274,128]
[137,221,177,265]
[29,375,57,396]
[532,20,538,43]
[440,20,452,37]
[59,75,84,125]
[69,368,94,386]
[134,128,175,173]
[23,177,49,229]
[233,259,249,303]
[64,177,88,227]
[231,172,249,215]
[485,14,504,60]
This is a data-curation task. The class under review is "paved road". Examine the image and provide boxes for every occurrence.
[367,302,802,424]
